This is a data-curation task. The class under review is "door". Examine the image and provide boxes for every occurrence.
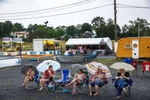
[132,40,139,59]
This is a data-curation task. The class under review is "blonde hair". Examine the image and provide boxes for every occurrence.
[119,68,125,73]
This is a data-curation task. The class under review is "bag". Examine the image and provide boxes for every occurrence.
[62,89,69,93]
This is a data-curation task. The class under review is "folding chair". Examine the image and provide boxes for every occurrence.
[28,71,40,89]
[55,69,71,90]
[112,78,133,97]
[98,77,108,93]
[76,71,89,93]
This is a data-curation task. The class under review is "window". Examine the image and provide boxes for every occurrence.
[124,43,131,48]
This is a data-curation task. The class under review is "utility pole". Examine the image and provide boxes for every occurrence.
[44,21,48,38]
[114,0,118,42]
[137,18,140,37]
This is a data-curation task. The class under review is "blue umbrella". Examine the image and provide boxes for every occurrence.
[36,60,61,73]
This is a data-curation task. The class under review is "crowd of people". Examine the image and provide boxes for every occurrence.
[22,65,132,99]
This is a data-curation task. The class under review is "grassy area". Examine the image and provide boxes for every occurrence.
[96,58,123,66]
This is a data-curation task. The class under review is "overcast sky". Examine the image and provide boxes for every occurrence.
[0,0,150,28]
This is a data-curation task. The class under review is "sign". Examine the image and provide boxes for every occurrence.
[13,38,23,43]
[2,37,12,42]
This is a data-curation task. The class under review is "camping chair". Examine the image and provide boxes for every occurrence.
[90,77,108,94]
[55,69,71,90]
[27,71,40,89]
[75,70,89,93]
[112,78,133,97]
[98,77,108,93]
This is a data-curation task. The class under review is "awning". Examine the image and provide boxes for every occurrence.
[66,38,105,45]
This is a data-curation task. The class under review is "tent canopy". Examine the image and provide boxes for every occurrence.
[66,38,105,45]
[66,37,113,53]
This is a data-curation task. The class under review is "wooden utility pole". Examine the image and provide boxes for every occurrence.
[114,0,118,42]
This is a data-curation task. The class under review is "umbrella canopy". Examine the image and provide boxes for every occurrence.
[84,62,112,78]
[110,62,135,71]
[36,60,61,73]
[69,64,86,70]
[21,64,37,75]
[69,64,86,75]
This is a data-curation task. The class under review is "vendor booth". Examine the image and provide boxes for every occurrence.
[65,37,112,55]
[2,37,24,52]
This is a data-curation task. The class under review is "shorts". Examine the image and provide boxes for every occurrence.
[89,81,102,87]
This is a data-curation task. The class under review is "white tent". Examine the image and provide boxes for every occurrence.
[66,38,105,45]
[103,37,113,51]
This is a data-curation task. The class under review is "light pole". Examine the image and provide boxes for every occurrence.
[137,18,140,37]
[44,21,48,38]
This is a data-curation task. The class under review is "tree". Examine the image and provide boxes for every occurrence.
[91,16,106,30]
[3,21,13,37]
[81,23,92,33]
[13,23,25,31]
[122,18,150,37]
[66,25,75,37]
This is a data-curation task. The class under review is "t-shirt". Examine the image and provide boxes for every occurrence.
[44,69,55,79]
[117,72,130,77]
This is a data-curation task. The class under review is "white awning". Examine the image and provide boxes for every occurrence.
[66,38,105,45]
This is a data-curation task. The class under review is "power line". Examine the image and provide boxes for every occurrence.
[117,4,150,9]
[0,0,95,15]
[0,0,96,18]
[0,3,113,20]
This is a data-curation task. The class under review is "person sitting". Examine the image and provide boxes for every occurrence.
[114,68,132,99]
[89,68,106,96]
[39,65,55,91]
[66,69,86,94]
[22,66,35,89]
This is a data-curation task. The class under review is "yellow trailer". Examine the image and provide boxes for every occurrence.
[116,37,150,59]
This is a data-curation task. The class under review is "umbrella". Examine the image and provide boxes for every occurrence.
[84,62,112,78]
[110,62,135,71]
[36,60,61,73]
[69,64,86,70]
[69,64,86,75]
[21,64,37,75]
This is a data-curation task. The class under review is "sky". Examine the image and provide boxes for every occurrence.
[0,0,150,28]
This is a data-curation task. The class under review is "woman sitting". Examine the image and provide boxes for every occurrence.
[66,69,86,94]
[39,65,55,91]
[114,68,131,99]
[89,68,106,96]
[22,66,35,89]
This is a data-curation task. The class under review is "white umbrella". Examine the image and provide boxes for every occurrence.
[36,60,61,73]
[110,62,135,71]
[84,62,112,78]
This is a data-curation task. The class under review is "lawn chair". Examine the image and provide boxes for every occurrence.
[112,78,133,97]
[27,71,40,89]
[90,77,109,94]
[75,70,89,93]
[55,69,71,90]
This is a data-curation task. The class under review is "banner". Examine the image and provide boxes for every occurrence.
[13,38,23,43]
[2,37,12,42]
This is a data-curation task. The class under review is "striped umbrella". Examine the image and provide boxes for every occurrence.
[84,62,112,78]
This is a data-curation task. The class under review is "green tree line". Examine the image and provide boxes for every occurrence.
[0,16,150,42]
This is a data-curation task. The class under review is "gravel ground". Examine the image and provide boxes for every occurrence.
[0,57,150,100]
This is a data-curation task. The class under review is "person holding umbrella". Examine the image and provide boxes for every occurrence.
[22,66,35,89]
[89,68,106,96]
[114,68,132,99]
[39,65,55,91]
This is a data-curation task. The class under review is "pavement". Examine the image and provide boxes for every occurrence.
[0,56,150,100]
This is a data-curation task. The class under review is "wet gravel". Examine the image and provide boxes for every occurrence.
[0,57,150,100]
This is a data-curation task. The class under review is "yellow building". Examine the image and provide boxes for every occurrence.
[116,37,150,59]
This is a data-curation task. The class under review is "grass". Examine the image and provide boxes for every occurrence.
[96,58,123,66]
